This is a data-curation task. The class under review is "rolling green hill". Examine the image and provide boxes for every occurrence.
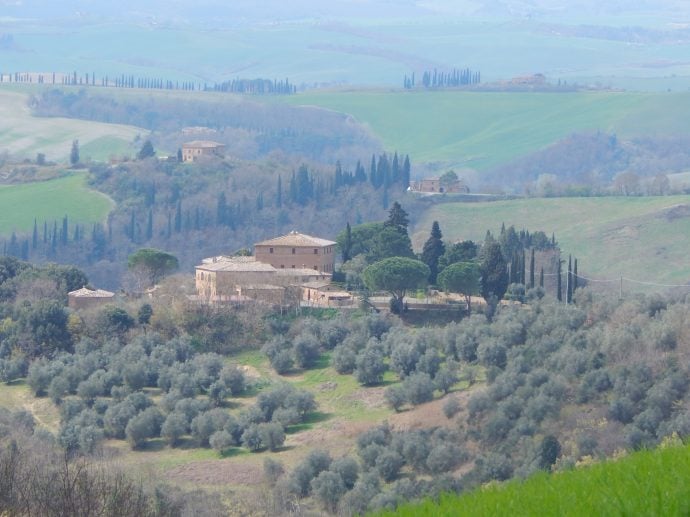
[0,88,144,162]
[379,440,690,517]
[412,196,690,288]
[280,90,690,170]
[0,173,114,235]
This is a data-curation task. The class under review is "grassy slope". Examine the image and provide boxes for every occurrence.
[412,196,690,286]
[0,173,114,235]
[0,88,144,161]
[379,442,690,516]
[280,90,690,169]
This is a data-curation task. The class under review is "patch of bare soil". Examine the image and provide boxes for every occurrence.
[389,387,482,433]
[348,386,387,409]
[165,460,263,486]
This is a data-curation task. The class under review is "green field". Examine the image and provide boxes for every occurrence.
[280,90,690,169]
[0,88,144,161]
[380,440,690,517]
[412,196,690,287]
[0,173,114,235]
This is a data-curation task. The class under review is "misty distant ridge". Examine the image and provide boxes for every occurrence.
[3,0,690,24]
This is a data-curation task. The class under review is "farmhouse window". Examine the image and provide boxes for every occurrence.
[314,248,318,254]
[292,248,296,254]
[269,247,274,253]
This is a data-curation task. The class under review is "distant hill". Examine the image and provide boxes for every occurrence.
[413,196,690,289]
[280,90,690,174]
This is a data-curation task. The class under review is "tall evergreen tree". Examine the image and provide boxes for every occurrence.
[217,192,227,226]
[566,255,573,304]
[421,221,445,284]
[32,219,38,249]
[369,154,377,187]
[342,222,352,263]
[529,248,535,289]
[276,175,282,208]
[61,216,68,245]
[384,202,410,234]
[573,259,578,292]
[557,259,563,302]
[70,139,79,166]
[402,155,411,189]
[174,200,182,233]
[540,267,544,288]
[480,240,509,302]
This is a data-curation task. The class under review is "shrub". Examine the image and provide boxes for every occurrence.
[443,397,461,419]
[209,430,234,452]
[384,385,407,412]
[263,458,284,486]
[220,364,246,395]
[355,346,386,386]
[258,422,285,451]
[332,345,357,374]
[402,372,435,405]
[293,333,320,369]
[311,471,347,513]
[161,412,188,447]
[375,450,404,482]
[330,456,359,490]
[242,423,263,451]
[426,443,463,474]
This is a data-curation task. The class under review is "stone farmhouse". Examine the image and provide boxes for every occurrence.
[409,177,469,194]
[195,231,350,306]
[182,141,225,162]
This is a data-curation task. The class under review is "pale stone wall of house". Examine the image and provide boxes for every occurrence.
[255,244,335,273]
[68,294,114,310]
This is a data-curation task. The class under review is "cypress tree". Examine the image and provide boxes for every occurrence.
[129,212,136,241]
[61,216,68,245]
[421,221,445,284]
[32,219,38,249]
[557,260,562,302]
[217,193,227,226]
[573,258,579,290]
[566,255,573,304]
[276,175,282,208]
[529,248,535,289]
[540,267,544,288]
[342,222,352,263]
[369,154,377,186]
[174,200,182,233]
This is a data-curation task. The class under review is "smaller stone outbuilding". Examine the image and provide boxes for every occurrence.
[409,177,469,194]
[68,287,115,310]
[182,140,225,162]
[302,281,353,307]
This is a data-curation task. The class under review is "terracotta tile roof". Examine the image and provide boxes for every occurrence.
[182,140,225,149]
[197,257,276,273]
[68,287,115,298]
[254,231,336,248]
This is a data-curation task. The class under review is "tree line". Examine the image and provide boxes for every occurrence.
[1,70,295,94]
[403,68,481,89]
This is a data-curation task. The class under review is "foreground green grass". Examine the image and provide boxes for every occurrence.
[379,442,690,516]
[281,90,690,169]
[413,195,690,286]
[0,172,114,235]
